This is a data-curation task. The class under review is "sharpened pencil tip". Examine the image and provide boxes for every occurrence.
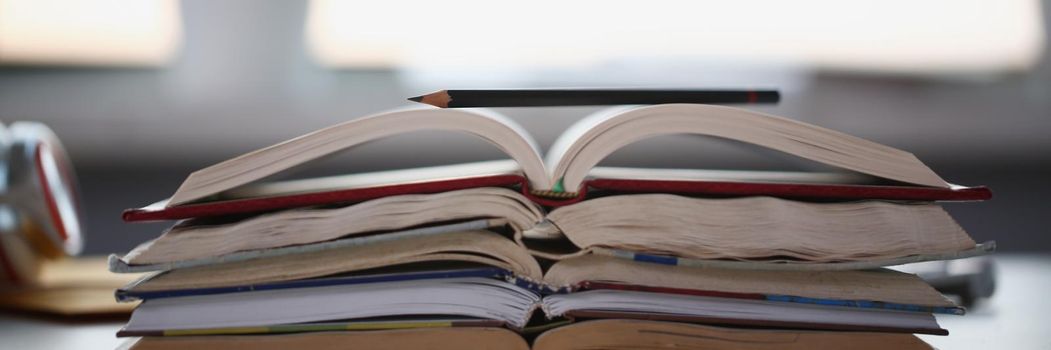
[407,91,451,107]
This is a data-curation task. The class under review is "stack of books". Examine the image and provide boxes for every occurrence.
[110,102,993,350]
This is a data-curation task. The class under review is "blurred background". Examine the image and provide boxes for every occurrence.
[1,0,1048,255]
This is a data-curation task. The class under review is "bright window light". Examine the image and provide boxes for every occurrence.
[0,0,182,67]
[306,0,1045,75]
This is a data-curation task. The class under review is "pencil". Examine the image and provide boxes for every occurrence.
[407,89,780,108]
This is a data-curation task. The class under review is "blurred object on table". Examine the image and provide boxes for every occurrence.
[894,256,997,307]
[1,121,83,285]
[0,256,141,317]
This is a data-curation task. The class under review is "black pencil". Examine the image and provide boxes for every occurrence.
[408,89,779,108]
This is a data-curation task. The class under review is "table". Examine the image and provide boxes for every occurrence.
[1,254,1048,349]
[919,254,1051,349]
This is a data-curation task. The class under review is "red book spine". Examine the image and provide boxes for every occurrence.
[122,175,528,222]
[124,176,992,222]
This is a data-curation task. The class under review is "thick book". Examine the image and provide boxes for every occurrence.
[121,320,934,350]
[115,251,963,315]
[122,104,991,222]
[120,326,529,350]
[110,187,991,269]
[117,276,950,336]
[110,231,963,334]
[531,319,935,350]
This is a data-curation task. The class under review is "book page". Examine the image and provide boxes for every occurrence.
[220,160,523,200]
[545,106,635,185]
[167,107,551,206]
[548,104,948,193]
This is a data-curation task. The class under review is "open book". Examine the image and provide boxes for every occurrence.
[110,188,991,269]
[122,319,936,350]
[123,104,990,221]
[119,276,949,336]
[114,231,959,336]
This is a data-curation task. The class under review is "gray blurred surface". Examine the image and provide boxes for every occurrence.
[0,0,1049,254]
[918,255,1051,349]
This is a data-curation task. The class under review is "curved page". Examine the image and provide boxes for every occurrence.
[543,255,956,309]
[123,230,544,292]
[168,107,548,206]
[541,290,944,334]
[589,242,994,271]
[544,194,975,262]
[124,187,544,265]
[124,277,540,332]
[548,104,948,193]
[111,219,496,273]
